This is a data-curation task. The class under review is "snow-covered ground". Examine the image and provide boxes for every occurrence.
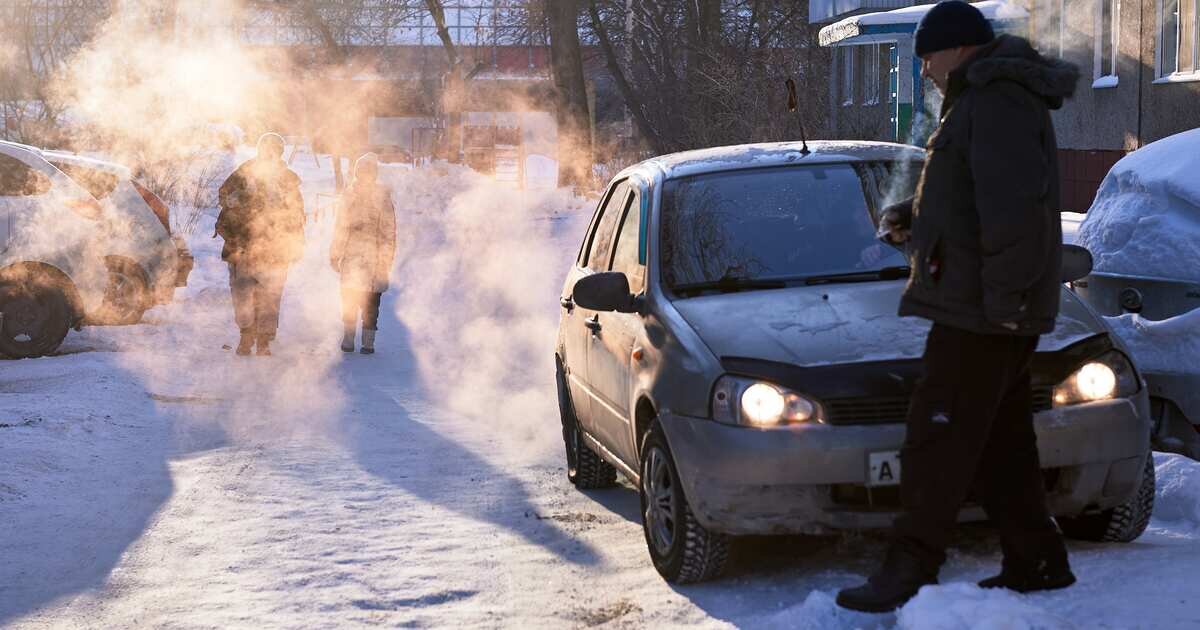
[5,151,1200,629]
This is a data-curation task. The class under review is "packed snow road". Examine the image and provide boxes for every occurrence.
[4,162,1200,629]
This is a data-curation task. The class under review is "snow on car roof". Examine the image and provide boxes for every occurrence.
[1077,128,1200,282]
[638,140,925,181]
[40,150,133,179]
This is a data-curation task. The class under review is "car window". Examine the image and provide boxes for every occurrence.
[660,164,907,287]
[52,162,119,200]
[0,154,46,197]
[610,187,645,294]
[578,179,626,265]
[586,181,631,271]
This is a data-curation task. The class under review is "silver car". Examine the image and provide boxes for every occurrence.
[555,141,1154,583]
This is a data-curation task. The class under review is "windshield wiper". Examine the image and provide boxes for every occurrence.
[671,277,789,296]
[804,266,911,286]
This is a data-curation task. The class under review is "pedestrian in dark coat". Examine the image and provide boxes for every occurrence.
[330,153,396,354]
[216,133,305,356]
[836,1,1080,613]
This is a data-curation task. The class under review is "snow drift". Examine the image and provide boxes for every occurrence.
[1104,307,1200,374]
[1076,128,1200,282]
[1153,452,1200,531]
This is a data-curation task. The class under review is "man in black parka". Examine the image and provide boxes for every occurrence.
[836,1,1082,613]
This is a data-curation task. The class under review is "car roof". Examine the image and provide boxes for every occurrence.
[40,150,133,179]
[628,140,925,181]
[0,140,49,162]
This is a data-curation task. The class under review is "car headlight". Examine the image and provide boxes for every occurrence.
[712,376,823,427]
[1053,350,1139,407]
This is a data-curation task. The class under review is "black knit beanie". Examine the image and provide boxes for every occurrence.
[914,1,995,57]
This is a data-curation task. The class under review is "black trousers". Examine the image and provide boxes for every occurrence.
[891,323,1067,574]
[341,289,382,331]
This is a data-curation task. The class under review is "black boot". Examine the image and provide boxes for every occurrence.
[836,547,938,613]
[979,558,1076,593]
[980,528,1075,593]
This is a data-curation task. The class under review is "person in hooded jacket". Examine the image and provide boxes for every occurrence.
[330,153,397,355]
[836,2,1081,613]
[216,133,305,356]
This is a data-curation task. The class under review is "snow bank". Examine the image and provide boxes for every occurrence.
[1152,452,1200,531]
[1104,308,1200,374]
[1076,128,1200,282]
[897,583,1072,630]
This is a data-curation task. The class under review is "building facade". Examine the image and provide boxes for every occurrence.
[814,0,1200,212]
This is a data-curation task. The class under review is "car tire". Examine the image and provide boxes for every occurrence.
[0,280,71,359]
[96,264,149,326]
[640,422,730,583]
[1059,454,1155,543]
[557,361,617,489]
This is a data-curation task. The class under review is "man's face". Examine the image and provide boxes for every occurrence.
[920,47,971,95]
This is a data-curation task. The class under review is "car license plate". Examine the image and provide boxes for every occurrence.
[867,451,901,487]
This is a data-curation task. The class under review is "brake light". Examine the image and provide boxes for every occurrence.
[132,180,171,234]
[66,197,105,220]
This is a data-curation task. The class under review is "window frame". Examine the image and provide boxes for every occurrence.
[1155,0,1200,81]
[841,46,855,107]
[863,43,881,105]
[1093,0,1120,87]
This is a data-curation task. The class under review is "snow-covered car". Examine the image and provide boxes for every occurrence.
[42,151,192,324]
[556,141,1155,583]
[1072,128,1200,459]
[0,141,108,357]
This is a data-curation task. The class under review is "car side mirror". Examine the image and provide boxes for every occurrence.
[573,271,640,313]
[1061,244,1093,283]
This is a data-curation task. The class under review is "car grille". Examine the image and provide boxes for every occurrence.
[823,386,1055,425]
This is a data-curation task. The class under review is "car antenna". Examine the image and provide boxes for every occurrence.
[785,78,811,156]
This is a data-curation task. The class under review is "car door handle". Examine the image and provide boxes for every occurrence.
[560,296,574,311]
[584,315,601,333]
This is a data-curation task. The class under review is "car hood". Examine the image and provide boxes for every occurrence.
[671,281,1105,367]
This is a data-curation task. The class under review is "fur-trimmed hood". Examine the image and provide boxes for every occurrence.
[964,35,1080,109]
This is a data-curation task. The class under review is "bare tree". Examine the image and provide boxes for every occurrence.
[546,0,593,188]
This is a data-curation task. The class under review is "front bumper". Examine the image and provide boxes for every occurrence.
[660,394,1151,535]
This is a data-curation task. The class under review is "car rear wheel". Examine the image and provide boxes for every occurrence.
[640,423,729,583]
[96,264,148,325]
[557,361,616,489]
[1060,454,1155,543]
[0,280,71,359]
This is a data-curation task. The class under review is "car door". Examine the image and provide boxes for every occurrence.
[562,179,630,433]
[0,154,52,254]
[586,182,647,466]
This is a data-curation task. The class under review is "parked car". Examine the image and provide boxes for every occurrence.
[42,151,192,324]
[1070,128,1200,459]
[555,141,1155,583]
[0,141,108,357]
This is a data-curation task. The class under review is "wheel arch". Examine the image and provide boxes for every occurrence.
[634,395,658,454]
[0,261,85,323]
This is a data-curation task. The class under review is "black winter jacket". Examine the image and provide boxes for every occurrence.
[898,35,1080,336]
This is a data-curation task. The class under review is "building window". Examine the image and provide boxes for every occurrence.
[863,44,881,105]
[887,44,898,103]
[1157,0,1200,78]
[1094,0,1119,86]
[841,47,855,106]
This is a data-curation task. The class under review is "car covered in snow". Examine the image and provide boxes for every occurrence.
[0,140,109,358]
[555,141,1155,583]
[41,151,192,324]
[1071,128,1200,460]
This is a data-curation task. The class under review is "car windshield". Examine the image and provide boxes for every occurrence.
[660,162,918,291]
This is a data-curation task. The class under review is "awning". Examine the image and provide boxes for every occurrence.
[819,0,1028,47]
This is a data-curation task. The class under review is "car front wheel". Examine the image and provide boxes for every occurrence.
[0,280,71,358]
[640,423,729,583]
[1060,453,1155,543]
